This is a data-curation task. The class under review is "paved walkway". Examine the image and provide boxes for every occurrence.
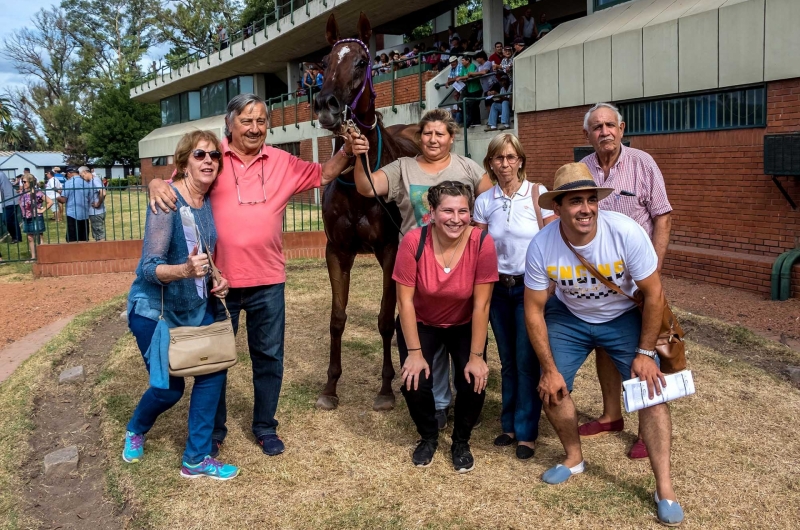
[0,316,74,384]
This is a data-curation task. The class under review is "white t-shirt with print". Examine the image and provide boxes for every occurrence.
[474,180,554,276]
[525,210,657,324]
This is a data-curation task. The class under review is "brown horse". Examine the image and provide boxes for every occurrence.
[313,13,419,411]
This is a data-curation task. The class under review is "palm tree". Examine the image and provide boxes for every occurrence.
[0,96,12,124]
[0,122,24,150]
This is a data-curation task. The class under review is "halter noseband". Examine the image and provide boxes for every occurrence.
[331,37,377,131]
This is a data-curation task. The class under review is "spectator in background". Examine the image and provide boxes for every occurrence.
[296,80,306,97]
[425,44,440,70]
[472,21,483,46]
[436,43,450,71]
[19,174,45,261]
[52,166,66,186]
[499,45,514,76]
[372,55,382,76]
[391,50,403,71]
[83,166,107,242]
[445,56,463,124]
[45,170,63,222]
[537,14,553,39]
[503,5,517,45]
[1,172,22,244]
[217,24,229,50]
[456,56,483,128]
[449,36,464,56]
[486,74,513,132]
[447,25,461,44]
[379,53,392,74]
[314,66,324,90]
[519,8,538,46]
[512,37,526,58]
[58,167,92,242]
[489,42,503,65]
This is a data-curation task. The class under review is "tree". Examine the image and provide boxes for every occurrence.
[2,7,84,153]
[84,85,161,167]
[156,0,242,54]
[61,0,161,86]
[0,96,12,124]
[0,122,37,151]
[240,0,275,29]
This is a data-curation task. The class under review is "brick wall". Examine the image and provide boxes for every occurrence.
[516,78,800,298]
[140,158,176,185]
[32,233,328,278]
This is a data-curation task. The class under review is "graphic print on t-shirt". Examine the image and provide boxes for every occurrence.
[409,184,432,226]
[547,260,626,300]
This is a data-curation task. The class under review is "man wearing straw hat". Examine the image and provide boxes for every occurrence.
[523,163,683,527]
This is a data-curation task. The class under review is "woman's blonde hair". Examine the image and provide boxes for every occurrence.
[414,108,461,144]
[173,130,223,181]
[483,132,527,183]
[22,174,38,190]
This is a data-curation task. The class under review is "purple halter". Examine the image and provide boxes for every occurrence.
[331,37,377,130]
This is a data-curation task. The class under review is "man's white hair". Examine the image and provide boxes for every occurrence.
[583,102,624,132]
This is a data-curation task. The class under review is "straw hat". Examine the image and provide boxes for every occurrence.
[538,163,614,208]
[448,55,458,63]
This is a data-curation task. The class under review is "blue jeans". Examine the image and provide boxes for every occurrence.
[489,100,511,127]
[489,282,542,442]
[431,344,453,410]
[545,297,642,392]
[213,283,285,440]
[127,309,227,465]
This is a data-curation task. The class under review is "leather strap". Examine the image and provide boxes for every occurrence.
[558,224,640,307]
[530,182,544,230]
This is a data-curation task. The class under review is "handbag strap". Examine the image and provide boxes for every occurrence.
[530,182,544,230]
[558,223,640,307]
[160,209,231,320]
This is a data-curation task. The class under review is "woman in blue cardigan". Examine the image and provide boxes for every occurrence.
[123,130,238,480]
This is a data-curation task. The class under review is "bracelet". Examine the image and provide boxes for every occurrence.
[339,147,355,159]
[636,347,657,360]
[470,351,484,357]
[407,347,422,352]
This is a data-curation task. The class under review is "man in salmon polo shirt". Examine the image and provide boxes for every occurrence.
[148,93,362,457]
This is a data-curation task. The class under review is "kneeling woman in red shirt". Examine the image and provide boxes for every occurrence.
[392,181,499,473]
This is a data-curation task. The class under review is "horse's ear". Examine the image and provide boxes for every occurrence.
[326,13,340,45]
[357,12,372,43]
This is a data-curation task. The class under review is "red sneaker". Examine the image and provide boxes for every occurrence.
[578,418,624,437]
[628,438,649,460]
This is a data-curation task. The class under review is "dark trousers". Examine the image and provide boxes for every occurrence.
[489,282,542,442]
[66,216,89,242]
[3,205,21,242]
[464,88,483,127]
[213,283,285,440]
[396,317,485,444]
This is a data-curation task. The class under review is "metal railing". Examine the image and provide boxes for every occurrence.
[283,194,322,232]
[132,0,314,91]
[0,183,148,264]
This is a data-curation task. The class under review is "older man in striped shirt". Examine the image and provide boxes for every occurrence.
[577,102,673,460]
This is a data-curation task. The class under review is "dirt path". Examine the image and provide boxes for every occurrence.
[21,315,130,529]
[0,273,134,347]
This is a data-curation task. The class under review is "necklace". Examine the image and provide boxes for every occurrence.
[433,224,467,274]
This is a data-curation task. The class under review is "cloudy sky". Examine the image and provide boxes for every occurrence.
[0,0,54,90]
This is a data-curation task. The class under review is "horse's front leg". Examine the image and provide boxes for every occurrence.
[373,244,398,411]
[316,243,356,410]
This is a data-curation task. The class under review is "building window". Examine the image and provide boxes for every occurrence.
[594,0,632,11]
[272,142,300,156]
[618,86,766,136]
[201,80,228,118]
[161,95,181,126]
[240,75,254,94]
[152,157,168,166]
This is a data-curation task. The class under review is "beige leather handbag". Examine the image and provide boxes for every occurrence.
[164,244,237,377]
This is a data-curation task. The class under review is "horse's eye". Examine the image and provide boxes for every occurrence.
[357,59,367,68]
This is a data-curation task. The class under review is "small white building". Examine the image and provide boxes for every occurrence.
[0,151,135,181]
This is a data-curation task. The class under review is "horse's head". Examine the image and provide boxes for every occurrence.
[314,13,374,131]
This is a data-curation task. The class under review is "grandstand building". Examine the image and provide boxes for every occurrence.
[131,0,800,298]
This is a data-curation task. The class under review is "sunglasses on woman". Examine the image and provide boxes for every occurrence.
[192,149,222,161]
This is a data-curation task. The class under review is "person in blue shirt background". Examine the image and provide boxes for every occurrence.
[57,167,92,242]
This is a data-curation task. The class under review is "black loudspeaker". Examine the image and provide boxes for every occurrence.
[764,133,800,176]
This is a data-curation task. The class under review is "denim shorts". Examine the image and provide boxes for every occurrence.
[544,296,642,392]
[23,216,45,234]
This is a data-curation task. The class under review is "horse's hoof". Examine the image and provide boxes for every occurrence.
[316,395,339,410]
[373,393,396,412]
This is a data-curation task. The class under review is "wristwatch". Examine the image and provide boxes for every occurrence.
[636,347,657,360]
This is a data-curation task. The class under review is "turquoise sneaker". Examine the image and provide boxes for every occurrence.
[122,431,145,463]
[180,456,240,480]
